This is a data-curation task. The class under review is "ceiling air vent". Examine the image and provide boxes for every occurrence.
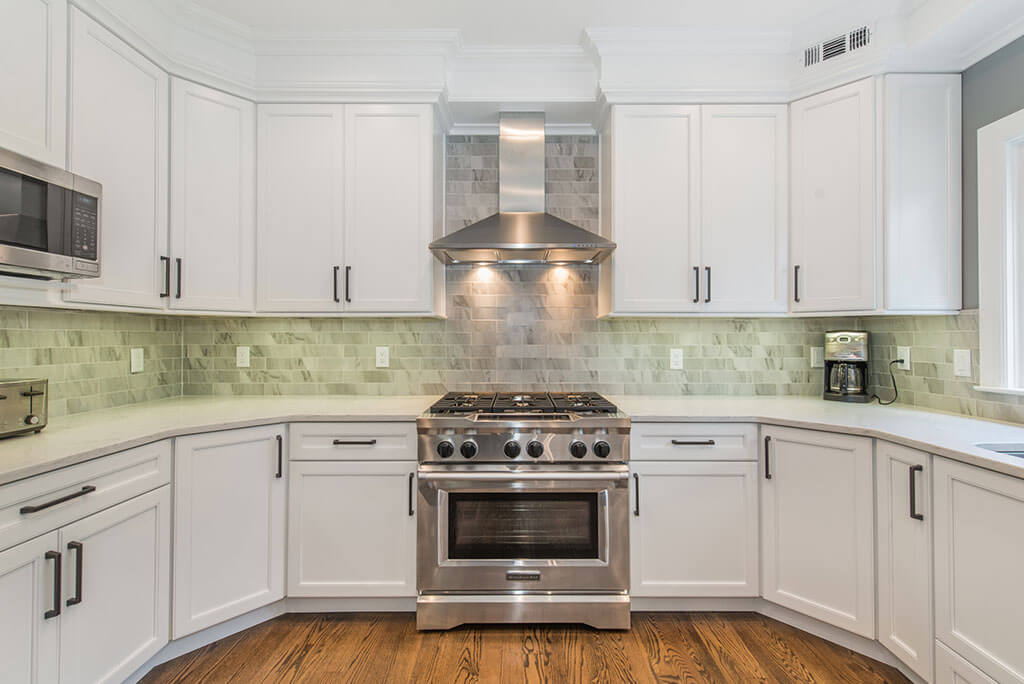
[803,26,871,68]
[804,44,821,67]
[822,35,847,60]
[849,26,871,51]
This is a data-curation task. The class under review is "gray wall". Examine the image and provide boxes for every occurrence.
[961,34,1024,309]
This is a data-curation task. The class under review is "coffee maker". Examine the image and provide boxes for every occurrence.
[823,331,870,403]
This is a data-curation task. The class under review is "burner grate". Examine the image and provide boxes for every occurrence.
[428,391,617,415]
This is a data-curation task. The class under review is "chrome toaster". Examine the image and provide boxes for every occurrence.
[0,379,48,438]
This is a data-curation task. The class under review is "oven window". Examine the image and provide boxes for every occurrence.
[448,493,599,559]
[0,168,49,251]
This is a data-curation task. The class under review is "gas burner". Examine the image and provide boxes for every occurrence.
[427,391,618,416]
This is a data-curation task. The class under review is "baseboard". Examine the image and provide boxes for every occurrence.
[286,597,417,612]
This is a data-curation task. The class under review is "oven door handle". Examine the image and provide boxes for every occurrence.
[416,471,629,482]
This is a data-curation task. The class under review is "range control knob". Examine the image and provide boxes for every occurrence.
[460,440,478,459]
[593,441,611,459]
[527,440,545,458]
[570,441,588,459]
[503,441,521,459]
[436,441,455,459]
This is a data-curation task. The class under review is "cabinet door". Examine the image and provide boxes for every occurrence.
[701,105,788,313]
[288,460,416,597]
[343,104,434,312]
[170,79,255,312]
[173,425,286,637]
[0,0,66,165]
[876,442,933,681]
[64,8,168,309]
[256,104,344,312]
[790,78,876,312]
[761,426,875,638]
[58,487,170,684]
[934,457,1024,684]
[607,105,701,313]
[630,461,758,597]
[0,532,59,684]
[935,641,999,684]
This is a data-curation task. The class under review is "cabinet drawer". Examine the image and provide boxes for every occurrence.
[290,423,416,461]
[631,423,757,461]
[0,440,171,551]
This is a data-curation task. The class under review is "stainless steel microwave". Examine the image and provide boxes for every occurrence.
[0,146,101,280]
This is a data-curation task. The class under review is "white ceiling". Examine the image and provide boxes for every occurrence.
[186,0,875,45]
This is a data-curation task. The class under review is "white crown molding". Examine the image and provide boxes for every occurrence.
[584,27,794,56]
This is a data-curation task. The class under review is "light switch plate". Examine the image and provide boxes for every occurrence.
[954,349,972,377]
[130,348,144,374]
[376,346,390,368]
[810,347,824,368]
[896,346,911,371]
[236,346,251,368]
[670,348,684,370]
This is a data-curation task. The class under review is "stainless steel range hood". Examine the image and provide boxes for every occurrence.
[430,113,615,265]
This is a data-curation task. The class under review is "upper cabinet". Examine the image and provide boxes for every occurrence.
[63,8,169,309]
[169,79,255,312]
[0,0,67,166]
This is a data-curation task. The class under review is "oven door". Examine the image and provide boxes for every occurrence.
[417,465,629,594]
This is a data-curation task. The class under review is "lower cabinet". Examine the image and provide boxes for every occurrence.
[630,460,759,597]
[876,442,933,681]
[173,425,287,638]
[935,640,998,684]
[760,426,875,639]
[287,460,417,597]
[0,486,170,684]
[934,457,1024,684]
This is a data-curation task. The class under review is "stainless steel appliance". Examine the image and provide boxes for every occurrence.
[0,379,48,437]
[416,392,631,630]
[824,331,870,403]
[0,147,101,280]
[429,113,616,265]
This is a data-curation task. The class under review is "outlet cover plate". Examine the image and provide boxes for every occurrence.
[896,346,911,371]
[130,348,144,374]
[236,346,251,368]
[954,349,972,377]
[670,348,684,370]
[810,347,824,368]
[376,346,390,368]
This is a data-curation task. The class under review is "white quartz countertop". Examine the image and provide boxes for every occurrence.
[2,394,1024,487]
[612,395,1024,479]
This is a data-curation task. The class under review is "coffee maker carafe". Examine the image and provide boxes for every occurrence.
[823,331,870,403]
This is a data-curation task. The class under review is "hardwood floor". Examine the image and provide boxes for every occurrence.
[142,612,909,683]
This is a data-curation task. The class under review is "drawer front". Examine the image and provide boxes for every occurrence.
[290,422,416,461]
[631,423,757,461]
[0,440,171,551]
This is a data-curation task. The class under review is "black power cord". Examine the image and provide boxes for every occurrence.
[872,359,903,406]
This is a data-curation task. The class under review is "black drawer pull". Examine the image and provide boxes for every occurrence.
[275,435,283,479]
[909,464,924,520]
[20,485,96,514]
[764,435,773,480]
[408,472,415,516]
[67,541,83,606]
[633,473,640,516]
[44,550,61,619]
[332,439,377,446]
[671,439,716,446]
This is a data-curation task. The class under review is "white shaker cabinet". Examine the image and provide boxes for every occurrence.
[0,532,60,684]
[169,78,255,312]
[935,641,999,684]
[934,457,1024,684]
[0,0,67,166]
[64,8,169,309]
[790,78,877,313]
[875,442,933,682]
[760,426,875,638]
[173,425,287,637]
[287,460,417,597]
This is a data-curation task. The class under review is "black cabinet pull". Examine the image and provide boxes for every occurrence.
[705,266,711,303]
[20,390,45,397]
[66,541,83,606]
[345,266,352,303]
[275,435,283,479]
[672,439,716,446]
[909,464,924,520]
[794,265,800,303]
[20,485,96,514]
[160,256,170,297]
[175,258,182,298]
[44,550,61,619]
[764,435,772,480]
[633,473,640,516]
[333,266,340,303]
[408,472,415,516]
[692,266,700,303]
[332,439,377,446]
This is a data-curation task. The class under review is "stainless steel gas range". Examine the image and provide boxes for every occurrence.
[416,391,631,630]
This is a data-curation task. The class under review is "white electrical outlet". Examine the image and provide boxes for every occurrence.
[896,346,911,371]
[130,348,144,374]
[954,349,972,377]
[670,348,684,370]
[376,346,390,368]
[236,346,251,368]
[810,347,824,368]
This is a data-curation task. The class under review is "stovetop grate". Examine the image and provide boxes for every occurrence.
[428,391,617,415]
